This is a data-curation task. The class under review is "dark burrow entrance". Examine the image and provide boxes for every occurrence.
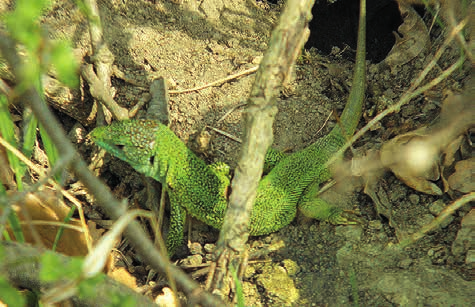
[305,0,404,63]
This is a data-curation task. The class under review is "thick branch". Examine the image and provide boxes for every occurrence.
[211,0,315,289]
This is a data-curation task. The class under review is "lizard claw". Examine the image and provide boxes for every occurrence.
[328,209,361,225]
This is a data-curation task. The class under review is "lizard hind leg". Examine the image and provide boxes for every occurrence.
[298,197,353,225]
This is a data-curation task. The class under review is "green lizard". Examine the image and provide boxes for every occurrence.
[90,3,366,256]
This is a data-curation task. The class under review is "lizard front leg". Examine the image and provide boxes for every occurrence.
[299,197,348,225]
[298,180,356,225]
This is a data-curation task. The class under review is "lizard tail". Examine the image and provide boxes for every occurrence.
[333,0,366,139]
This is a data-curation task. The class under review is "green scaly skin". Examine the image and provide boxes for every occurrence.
[90,2,366,256]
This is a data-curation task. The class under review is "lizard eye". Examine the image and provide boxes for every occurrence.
[116,144,125,151]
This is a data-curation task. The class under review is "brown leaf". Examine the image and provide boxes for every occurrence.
[448,158,475,193]
[0,145,15,189]
[3,190,91,256]
[443,135,464,168]
[381,3,430,71]
[87,220,106,242]
[380,128,443,195]
[109,267,138,290]
[380,87,475,195]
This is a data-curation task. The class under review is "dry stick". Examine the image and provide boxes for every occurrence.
[83,0,128,121]
[117,65,257,119]
[209,0,316,293]
[444,2,472,62]
[394,192,475,249]
[81,64,129,120]
[0,34,223,307]
[216,102,247,125]
[206,126,243,143]
[169,66,258,95]
[19,221,84,232]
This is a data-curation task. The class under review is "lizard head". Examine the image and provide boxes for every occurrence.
[89,120,168,181]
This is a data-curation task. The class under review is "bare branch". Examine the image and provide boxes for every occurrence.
[210,0,315,292]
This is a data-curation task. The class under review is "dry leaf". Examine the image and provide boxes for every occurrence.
[380,127,443,195]
[0,145,15,189]
[3,190,90,256]
[109,267,138,290]
[380,88,474,195]
[155,287,178,307]
[87,220,106,242]
[447,158,475,193]
[442,135,464,167]
[381,3,430,71]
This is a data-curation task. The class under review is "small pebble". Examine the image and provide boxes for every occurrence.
[398,258,413,269]
[408,194,420,205]
[204,243,215,253]
[180,254,203,266]
[68,123,86,144]
[368,220,383,230]
[465,250,475,265]
[188,242,203,255]
[429,199,445,216]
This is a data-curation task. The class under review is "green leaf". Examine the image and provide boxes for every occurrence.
[39,123,60,181]
[77,274,105,300]
[40,252,83,282]
[0,95,26,188]
[230,265,245,307]
[50,41,79,88]
[0,95,25,243]
[52,206,76,252]
[0,276,26,307]
[107,292,137,307]
[22,109,38,162]
[7,210,25,243]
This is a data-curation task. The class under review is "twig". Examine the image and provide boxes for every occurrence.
[112,65,147,88]
[392,192,474,249]
[81,64,129,120]
[442,1,472,62]
[216,102,247,125]
[316,110,334,136]
[169,66,258,94]
[206,126,242,143]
